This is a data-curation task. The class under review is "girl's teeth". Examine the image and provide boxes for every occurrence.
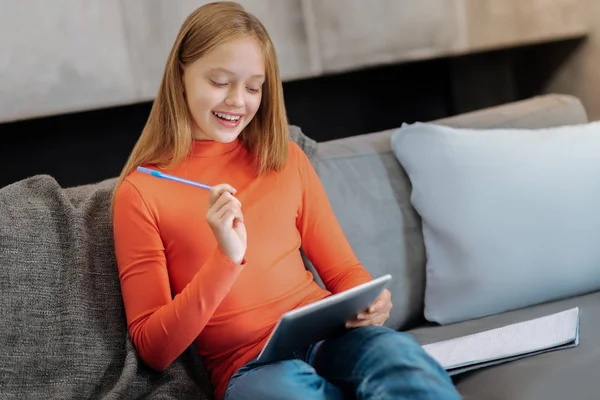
[214,112,240,121]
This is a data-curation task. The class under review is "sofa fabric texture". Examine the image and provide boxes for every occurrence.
[0,175,212,399]
[315,148,427,330]
[409,291,600,400]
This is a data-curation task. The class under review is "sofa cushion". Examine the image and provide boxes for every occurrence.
[391,121,600,325]
[315,136,427,331]
[0,176,210,399]
[409,291,600,400]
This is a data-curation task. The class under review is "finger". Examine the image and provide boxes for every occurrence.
[358,308,389,324]
[368,299,384,314]
[347,313,388,328]
[349,312,376,324]
[234,206,244,222]
[356,311,371,320]
[233,217,245,229]
[212,192,241,214]
[214,206,244,232]
[368,290,391,313]
[207,196,229,222]
[216,202,243,221]
[213,192,236,213]
[345,318,374,328]
[371,312,390,326]
[208,184,237,207]
[210,192,233,213]
[222,208,244,228]
[360,310,385,320]
[223,209,235,227]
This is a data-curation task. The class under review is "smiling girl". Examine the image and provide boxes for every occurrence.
[111,2,460,399]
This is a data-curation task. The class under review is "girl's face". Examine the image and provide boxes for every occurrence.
[182,36,265,142]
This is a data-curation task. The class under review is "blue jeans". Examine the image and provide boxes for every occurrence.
[223,326,462,399]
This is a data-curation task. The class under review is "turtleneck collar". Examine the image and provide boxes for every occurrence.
[190,138,242,157]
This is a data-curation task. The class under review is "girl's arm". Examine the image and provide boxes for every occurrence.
[112,180,244,371]
[293,143,373,293]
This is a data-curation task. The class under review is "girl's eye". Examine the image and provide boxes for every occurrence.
[246,87,260,94]
[211,80,227,87]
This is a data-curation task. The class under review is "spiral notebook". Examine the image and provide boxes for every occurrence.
[421,307,580,375]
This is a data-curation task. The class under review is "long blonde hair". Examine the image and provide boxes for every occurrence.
[112,1,288,201]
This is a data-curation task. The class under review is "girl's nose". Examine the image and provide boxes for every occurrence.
[225,87,244,108]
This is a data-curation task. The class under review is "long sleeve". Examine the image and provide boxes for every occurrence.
[112,179,244,371]
[293,144,373,293]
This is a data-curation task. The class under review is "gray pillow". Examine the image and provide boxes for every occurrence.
[314,134,427,331]
[391,121,600,325]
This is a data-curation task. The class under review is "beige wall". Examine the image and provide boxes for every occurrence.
[546,0,600,121]
[0,0,588,124]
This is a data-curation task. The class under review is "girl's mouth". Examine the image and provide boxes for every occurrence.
[212,111,242,127]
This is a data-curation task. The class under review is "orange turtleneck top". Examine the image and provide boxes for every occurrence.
[112,138,373,400]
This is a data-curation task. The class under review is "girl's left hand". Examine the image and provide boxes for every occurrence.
[346,289,392,328]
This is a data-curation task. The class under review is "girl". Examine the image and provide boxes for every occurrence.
[112,2,461,399]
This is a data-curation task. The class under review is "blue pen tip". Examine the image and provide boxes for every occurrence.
[136,165,211,191]
[137,166,157,175]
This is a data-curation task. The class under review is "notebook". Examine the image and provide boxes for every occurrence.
[421,307,580,375]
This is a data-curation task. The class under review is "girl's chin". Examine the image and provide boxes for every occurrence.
[193,127,242,142]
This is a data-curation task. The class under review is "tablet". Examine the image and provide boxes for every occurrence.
[256,274,392,364]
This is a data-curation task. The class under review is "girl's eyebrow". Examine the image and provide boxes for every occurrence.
[209,67,264,79]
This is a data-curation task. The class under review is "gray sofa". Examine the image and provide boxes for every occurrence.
[0,94,594,399]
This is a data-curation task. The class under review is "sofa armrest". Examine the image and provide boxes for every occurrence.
[433,94,589,130]
[317,94,589,159]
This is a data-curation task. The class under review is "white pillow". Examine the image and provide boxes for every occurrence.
[391,121,600,324]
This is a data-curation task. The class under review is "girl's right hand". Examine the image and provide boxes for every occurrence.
[206,184,247,265]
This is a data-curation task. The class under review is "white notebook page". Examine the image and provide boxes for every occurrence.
[422,307,580,370]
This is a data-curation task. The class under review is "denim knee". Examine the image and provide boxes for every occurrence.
[349,326,432,361]
[352,326,418,347]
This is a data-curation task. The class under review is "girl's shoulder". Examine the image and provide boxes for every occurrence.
[286,139,313,166]
[113,165,174,213]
